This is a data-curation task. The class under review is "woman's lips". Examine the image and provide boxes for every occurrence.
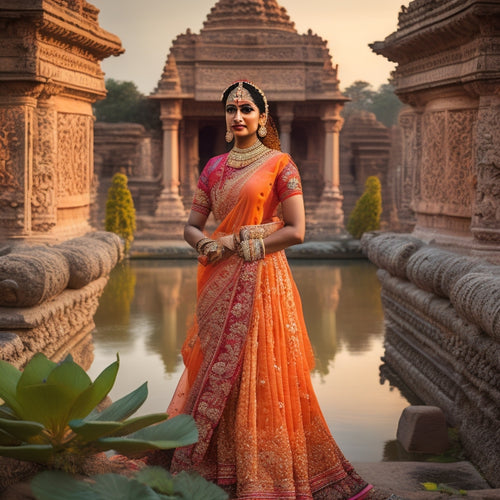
[232,125,245,130]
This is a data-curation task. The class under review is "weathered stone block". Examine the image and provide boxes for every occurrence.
[0,247,70,307]
[450,272,500,340]
[56,233,123,289]
[397,405,449,454]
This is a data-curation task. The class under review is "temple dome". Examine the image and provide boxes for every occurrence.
[203,0,296,32]
[152,0,346,102]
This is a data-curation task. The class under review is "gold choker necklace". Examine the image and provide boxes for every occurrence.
[227,141,270,168]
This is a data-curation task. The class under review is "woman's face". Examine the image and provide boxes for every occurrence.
[225,97,264,144]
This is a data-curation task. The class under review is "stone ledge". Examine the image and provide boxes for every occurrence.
[130,239,365,260]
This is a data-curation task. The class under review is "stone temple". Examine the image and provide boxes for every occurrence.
[141,0,349,238]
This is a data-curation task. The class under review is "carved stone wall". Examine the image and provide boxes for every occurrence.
[367,0,500,487]
[0,231,124,369]
[371,0,500,260]
[362,232,500,487]
[0,0,123,243]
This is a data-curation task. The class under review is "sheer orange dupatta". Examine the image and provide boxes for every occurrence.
[168,153,286,468]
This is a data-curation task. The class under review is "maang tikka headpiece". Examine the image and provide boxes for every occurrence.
[223,81,269,122]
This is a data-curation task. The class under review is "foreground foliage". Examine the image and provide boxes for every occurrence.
[31,467,228,500]
[0,353,197,472]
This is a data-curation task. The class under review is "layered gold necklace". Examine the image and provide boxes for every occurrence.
[227,140,271,168]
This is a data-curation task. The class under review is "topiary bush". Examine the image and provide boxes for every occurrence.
[105,173,136,254]
[347,175,382,239]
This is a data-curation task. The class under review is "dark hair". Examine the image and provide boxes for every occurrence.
[221,81,267,115]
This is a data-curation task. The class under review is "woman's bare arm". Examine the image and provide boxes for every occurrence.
[184,210,209,249]
[262,194,305,254]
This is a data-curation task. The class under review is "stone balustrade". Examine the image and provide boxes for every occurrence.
[0,231,124,369]
[362,231,500,487]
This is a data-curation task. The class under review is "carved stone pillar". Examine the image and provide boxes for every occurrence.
[313,104,345,234]
[0,1,123,243]
[33,96,58,233]
[0,91,38,238]
[471,87,500,248]
[155,99,186,222]
[276,102,294,154]
[181,119,200,210]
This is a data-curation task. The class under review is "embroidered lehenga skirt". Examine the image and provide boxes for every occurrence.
[166,151,372,499]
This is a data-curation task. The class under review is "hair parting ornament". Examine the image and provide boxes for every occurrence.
[222,80,281,151]
[222,80,269,123]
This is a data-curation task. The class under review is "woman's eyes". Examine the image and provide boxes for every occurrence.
[226,105,255,114]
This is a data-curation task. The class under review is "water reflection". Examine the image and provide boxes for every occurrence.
[89,259,410,462]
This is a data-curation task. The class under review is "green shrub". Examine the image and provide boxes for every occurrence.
[347,176,382,239]
[0,353,197,473]
[105,173,136,254]
[31,467,229,500]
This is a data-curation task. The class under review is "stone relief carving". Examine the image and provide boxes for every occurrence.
[32,104,57,232]
[472,102,500,241]
[57,114,91,199]
[447,108,475,212]
[0,107,29,231]
[421,111,446,204]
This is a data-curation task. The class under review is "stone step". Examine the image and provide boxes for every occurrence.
[353,461,497,499]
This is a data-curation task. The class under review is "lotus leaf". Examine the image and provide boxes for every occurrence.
[0,353,198,472]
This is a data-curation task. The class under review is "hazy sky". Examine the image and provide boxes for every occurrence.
[94,0,406,95]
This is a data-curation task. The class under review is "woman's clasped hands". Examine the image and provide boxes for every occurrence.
[196,233,265,265]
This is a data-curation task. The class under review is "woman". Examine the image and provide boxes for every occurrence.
[167,80,375,499]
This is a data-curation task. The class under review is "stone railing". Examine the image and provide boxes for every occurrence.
[0,232,124,370]
[361,231,500,488]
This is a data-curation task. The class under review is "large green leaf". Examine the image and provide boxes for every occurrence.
[0,428,20,446]
[86,381,147,423]
[92,474,161,500]
[46,357,92,396]
[70,356,120,422]
[135,466,174,495]
[172,471,229,500]
[95,415,198,454]
[0,404,18,420]
[68,420,123,442]
[0,443,53,462]
[15,382,75,432]
[130,414,198,444]
[30,470,96,500]
[106,413,167,437]
[92,437,178,454]
[0,416,45,441]
[0,359,22,415]
[16,353,56,392]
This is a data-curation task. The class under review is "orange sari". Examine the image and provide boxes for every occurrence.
[168,151,371,499]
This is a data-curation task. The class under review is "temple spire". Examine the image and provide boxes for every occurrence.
[203,0,296,31]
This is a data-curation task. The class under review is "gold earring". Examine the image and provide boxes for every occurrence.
[225,130,234,142]
[258,125,267,138]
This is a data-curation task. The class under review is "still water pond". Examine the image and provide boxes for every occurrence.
[88,259,409,463]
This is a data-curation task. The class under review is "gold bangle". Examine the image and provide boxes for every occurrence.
[239,238,265,261]
[195,237,212,255]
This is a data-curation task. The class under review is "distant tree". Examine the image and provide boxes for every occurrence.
[369,83,403,127]
[93,78,161,130]
[346,176,382,239]
[342,80,376,119]
[105,172,136,254]
[342,80,402,127]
